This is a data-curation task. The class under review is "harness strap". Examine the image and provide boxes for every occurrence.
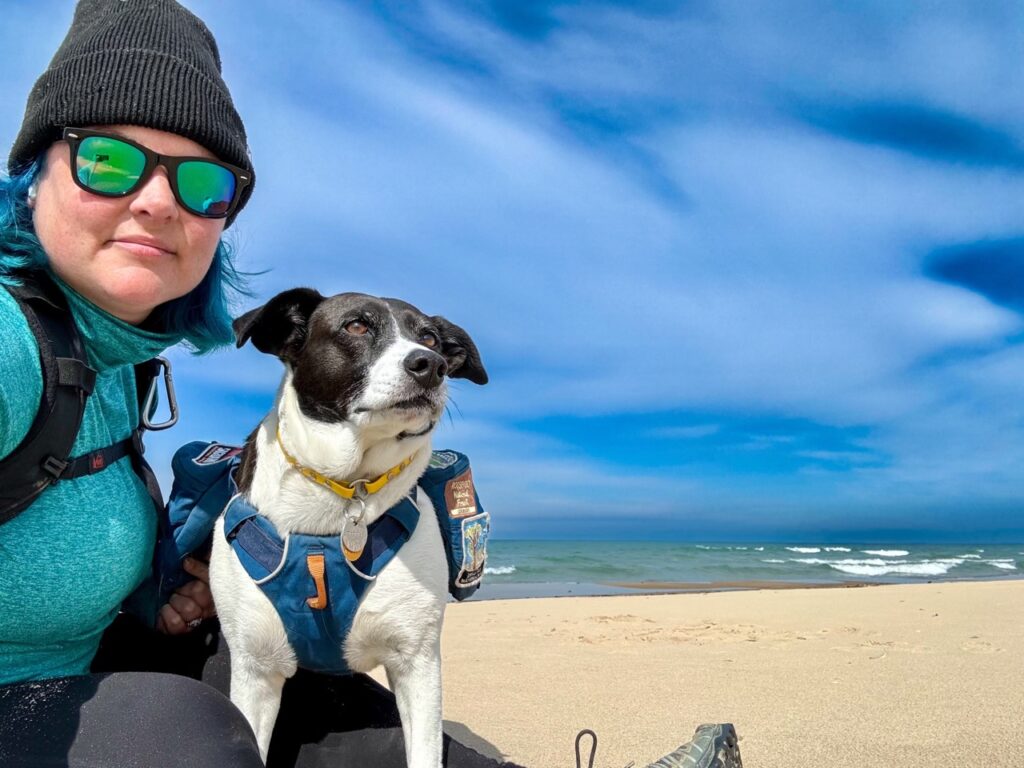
[55,356,96,393]
[225,497,421,579]
[0,272,168,526]
[49,437,134,480]
[0,274,95,524]
[227,509,285,573]
[349,514,410,575]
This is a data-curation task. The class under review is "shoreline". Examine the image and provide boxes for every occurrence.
[607,578,871,591]
[470,572,1024,600]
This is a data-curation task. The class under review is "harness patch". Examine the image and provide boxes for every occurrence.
[457,513,489,588]
[445,468,478,518]
[192,442,243,466]
[428,450,459,469]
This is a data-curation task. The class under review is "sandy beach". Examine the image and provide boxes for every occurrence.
[425,579,1024,767]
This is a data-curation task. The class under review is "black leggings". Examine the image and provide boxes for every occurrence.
[0,671,263,767]
[0,615,522,768]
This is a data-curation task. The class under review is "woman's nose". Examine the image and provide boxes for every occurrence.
[128,166,179,221]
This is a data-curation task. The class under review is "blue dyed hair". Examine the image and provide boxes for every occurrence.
[0,158,250,354]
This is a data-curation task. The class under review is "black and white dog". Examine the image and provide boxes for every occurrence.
[209,288,487,766]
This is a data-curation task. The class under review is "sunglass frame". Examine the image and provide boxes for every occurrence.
[62,127,253,219]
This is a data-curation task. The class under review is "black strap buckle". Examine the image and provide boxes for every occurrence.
[42,455,69,478]
[140,356,179,431]
[55,357,97,394]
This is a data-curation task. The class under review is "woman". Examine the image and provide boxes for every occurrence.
[0,1,264,765]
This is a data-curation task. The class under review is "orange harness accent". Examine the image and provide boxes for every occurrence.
[305,553,328,609]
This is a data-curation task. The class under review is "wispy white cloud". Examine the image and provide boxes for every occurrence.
[648,424,720,440]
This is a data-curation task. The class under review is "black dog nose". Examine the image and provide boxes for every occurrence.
[404,349,448,389]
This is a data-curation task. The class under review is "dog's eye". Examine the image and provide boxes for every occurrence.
[419,332,439,348]
[345,320,369,335]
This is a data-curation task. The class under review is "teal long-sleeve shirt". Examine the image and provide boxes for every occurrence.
[0,273,181,684]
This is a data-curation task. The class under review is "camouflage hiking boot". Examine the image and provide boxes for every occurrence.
[643,723,742,768]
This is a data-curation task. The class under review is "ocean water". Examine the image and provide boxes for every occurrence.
[472,540,1024,599]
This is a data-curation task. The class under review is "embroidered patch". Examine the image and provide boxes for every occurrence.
[192,443,243,466]
[429,450,459,470]
[444,468,477,518]
[457,512,489,588]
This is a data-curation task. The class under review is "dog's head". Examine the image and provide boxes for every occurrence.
[234,288,487,442]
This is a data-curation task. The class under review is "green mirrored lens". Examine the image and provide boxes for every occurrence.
[76,136,146,194]
[177,161,236,216]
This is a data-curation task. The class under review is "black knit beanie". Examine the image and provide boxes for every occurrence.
[9,0,254,220]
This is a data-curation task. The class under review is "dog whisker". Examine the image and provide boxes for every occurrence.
[442,399,463,427]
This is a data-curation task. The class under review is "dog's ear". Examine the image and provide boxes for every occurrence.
[431,316,488,385]
[233,288,325,362]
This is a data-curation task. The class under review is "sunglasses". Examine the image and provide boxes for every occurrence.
[62,127,253,219]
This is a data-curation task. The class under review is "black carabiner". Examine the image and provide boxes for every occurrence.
[141,356,179,431]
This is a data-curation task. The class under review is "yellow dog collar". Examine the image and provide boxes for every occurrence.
[276,428,414,501]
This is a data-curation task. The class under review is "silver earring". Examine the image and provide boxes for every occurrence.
[27,182,38,204]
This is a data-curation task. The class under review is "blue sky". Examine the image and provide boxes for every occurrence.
[4,1,1023,542]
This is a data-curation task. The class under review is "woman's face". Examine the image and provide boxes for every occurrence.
[31,125,226,324]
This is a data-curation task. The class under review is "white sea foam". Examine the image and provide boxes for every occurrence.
[862,549,909,557]
[762,559,787,564]
[984,560,1017,571]
[794,557,964,577]
[795,558,892,567]
[786,546,821,553]
[754,547,764,551]
[485,565,516,575]
[960,554,982,559]
[825,547,851,552]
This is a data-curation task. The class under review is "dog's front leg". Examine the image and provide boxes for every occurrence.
[230,659,287,763]
[386,639,444,768]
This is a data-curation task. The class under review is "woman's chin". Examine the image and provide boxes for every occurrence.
[92,268,181,324]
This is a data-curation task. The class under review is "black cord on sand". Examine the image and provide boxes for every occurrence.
[575,729,596,768]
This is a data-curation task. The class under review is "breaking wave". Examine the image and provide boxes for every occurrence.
[794,557,964,577]
[862,549,909,557]
[985,560,1017,571]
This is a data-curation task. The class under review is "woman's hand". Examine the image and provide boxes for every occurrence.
[156,557,217,635]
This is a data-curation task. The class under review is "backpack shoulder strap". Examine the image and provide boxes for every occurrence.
[0,271,96,524]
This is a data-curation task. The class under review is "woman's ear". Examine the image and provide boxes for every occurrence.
[431,316,488,385]
[233,288,324,364]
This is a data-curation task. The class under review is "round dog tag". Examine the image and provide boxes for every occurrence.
[343,519,368,561]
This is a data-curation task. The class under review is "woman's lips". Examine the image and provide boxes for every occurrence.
[112,239,175,258]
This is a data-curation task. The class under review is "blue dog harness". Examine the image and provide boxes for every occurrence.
[158,442,489,675]
[223,492,419,674]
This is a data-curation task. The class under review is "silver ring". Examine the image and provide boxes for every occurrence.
[187,618,203,630]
